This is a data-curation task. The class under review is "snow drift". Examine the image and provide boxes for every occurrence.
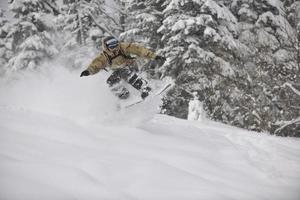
[0,66,300,200]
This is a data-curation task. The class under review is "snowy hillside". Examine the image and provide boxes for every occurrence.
[1,68,300,200]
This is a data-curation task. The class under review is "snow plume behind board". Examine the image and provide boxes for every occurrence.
[0,65,115,123]
[0,64,161,126]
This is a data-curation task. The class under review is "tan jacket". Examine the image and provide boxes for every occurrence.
[87,42,157,75]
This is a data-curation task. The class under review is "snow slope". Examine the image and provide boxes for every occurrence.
[0,67,300,200]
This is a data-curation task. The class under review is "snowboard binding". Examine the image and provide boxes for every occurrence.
[106,66,152,100]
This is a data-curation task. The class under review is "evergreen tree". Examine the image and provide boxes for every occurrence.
[121,0,165,47]
[229,0,300,135]
[0,9,11,75]
[107,0,127,32]
[6,0,59,73]
[159,0,238,119]
[59,0,122,49]
[157,0,299,136]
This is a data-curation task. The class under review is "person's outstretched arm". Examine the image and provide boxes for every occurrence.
[80,53,108,77]
[121,42,166,62]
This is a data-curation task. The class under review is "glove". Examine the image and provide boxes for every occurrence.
[80,70,90,77]
[155,55,166,63]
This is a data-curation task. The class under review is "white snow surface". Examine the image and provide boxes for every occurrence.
[0,66,300,200]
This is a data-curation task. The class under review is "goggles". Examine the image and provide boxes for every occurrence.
[106,38,119,49]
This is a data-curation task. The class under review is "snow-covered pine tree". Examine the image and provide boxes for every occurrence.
[0,9,9,40]
[121,0,165,47]
[0,9,11,75]
[107,0,127,32]
[6,0,59,73]
[158,0,299,136]
[275,0,300,136]
[59,0,122,49]
[229,0,300,136]
[159,0,238,119]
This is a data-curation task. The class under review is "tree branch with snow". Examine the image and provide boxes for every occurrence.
[283,82,300,96]
[275,117,300,135]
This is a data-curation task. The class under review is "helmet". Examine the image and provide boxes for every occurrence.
[103,36,119,50]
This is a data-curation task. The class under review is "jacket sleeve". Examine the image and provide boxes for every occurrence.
[86,53,108,75]
[121,42,157,60]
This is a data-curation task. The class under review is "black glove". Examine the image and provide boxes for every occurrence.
[155,55,166,63]
[80,70,90,77]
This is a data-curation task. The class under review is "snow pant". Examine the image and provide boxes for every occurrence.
[106,66,147,99]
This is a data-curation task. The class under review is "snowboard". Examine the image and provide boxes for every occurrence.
[124,83,172,108]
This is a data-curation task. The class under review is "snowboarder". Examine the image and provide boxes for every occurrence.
[80,36,166,99]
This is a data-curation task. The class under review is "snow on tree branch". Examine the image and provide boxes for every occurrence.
[275,117,300,135]
[89,13,115,37]
[283,82,300,96]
